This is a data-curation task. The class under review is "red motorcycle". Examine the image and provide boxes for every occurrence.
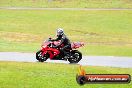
[36,38,84,63]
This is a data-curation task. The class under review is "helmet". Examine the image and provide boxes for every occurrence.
[56,28,64,37]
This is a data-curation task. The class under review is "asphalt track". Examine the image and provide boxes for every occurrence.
[0,52,132,68]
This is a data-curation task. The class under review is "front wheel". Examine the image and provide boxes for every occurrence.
[36,50,48,62]
[68,50,82,63]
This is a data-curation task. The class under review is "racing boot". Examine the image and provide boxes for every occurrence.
[63,51,71,61]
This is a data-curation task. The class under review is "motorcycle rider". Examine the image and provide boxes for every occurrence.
[50,28,71,59]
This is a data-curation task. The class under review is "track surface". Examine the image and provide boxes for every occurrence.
[0,52,132,68]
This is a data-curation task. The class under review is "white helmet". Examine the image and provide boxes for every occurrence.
[56,28,64,36]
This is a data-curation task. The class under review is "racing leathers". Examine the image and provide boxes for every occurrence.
[50,34,71,57]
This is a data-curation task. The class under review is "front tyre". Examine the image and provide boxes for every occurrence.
[36,50,48,62]
[68,50,82,63]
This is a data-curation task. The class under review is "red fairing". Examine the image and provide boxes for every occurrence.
[40,38,84,60]
[41,40,60,60]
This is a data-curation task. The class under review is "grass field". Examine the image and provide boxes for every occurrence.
[0,61,131,88]
[0,0,132,8]
[0,9,132,56]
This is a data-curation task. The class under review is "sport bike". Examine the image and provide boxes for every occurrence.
[36,38,84,63]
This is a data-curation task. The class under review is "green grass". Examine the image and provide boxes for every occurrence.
[0,0,132,8]
[0,9,132,56]
[0,61,131,88]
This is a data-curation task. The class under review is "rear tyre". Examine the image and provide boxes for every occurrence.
[36,50,48,62]
[68,50,82,63]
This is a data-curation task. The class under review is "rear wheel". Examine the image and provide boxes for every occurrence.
[68,50,82,63]
[36,50,48,62]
